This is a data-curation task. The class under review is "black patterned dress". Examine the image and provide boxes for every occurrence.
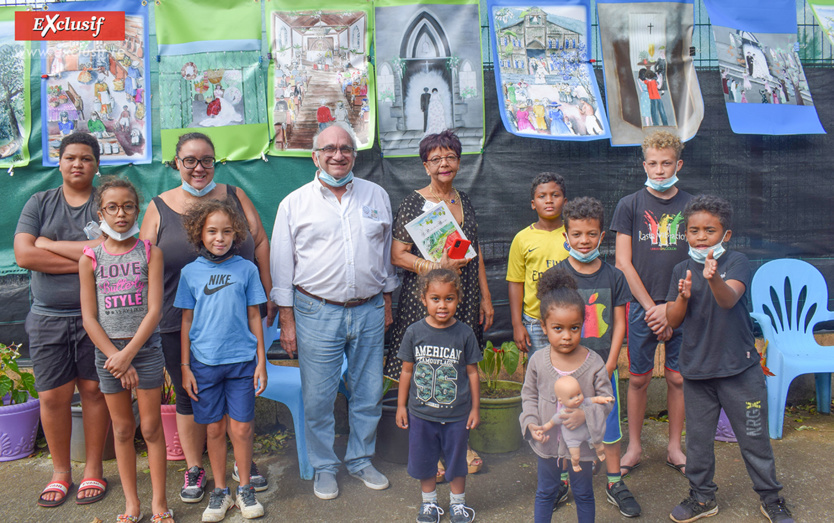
[383,190,485,380]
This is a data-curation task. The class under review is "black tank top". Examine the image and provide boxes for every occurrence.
[154,185,256,333]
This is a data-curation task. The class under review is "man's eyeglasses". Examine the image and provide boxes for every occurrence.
[101,203,138,216]
[315,145,356,156]
[177,156,216,169]
[426,155,460,166]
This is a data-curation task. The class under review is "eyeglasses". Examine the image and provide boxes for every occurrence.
[101,203,138,216]
[177,156,216,169]
[315,145,356,156]
[425,155,460,166]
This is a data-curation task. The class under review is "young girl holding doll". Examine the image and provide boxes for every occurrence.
[79,177,173,523]
[174,199,267,522]
[519,269,613,523]
[396,268,481,523]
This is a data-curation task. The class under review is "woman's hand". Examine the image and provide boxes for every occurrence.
[480,297,494,331]
[438,249,469,275]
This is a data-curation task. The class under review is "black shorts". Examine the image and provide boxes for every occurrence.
[25,312,98,392]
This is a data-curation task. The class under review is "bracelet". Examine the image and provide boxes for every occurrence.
[180,363,191,367]
[412,257,420,273]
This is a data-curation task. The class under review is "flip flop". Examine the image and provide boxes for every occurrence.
[37,480,73,508]
[666,460,686,478]
[76,477,108,505]
[150,509,174,523]
[116,513,144,523]
[619,462,641,477]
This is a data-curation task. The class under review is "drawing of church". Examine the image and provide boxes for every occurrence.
[495,7,581,74]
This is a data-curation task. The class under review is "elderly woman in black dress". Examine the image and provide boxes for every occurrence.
[384,130,494,476]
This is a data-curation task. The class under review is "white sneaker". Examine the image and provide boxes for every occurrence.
[236,485,265,519]
[202,487,233,522]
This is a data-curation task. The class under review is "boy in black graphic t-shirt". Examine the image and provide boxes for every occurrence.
[397,269,482,523]
[610,131,692,477]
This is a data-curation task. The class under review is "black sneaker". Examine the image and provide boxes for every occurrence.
[606,480,641,517]
[416,501,444,523]
[670,495,718,522]
[760,498,794,523]
[233,461,268,492]
[180,465,207,503]
[449,503,475,523]
[552,480,570,511]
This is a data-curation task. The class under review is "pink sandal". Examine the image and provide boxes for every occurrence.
[150,509,174,523]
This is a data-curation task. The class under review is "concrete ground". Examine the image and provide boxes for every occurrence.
[1,405,831,523]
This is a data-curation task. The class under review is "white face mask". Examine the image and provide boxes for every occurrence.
[688,231,729,264]
[99,220,139,241]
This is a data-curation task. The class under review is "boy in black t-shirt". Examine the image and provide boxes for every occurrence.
[666,196,793,523]
[553,197,640,518]
[610,131,692,477]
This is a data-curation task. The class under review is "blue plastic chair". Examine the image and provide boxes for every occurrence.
[259,320,349,479]
[749,259,834,439]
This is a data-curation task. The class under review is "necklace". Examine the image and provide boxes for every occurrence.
[429,185,459,205]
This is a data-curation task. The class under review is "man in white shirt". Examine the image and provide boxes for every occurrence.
[270,125,398,500]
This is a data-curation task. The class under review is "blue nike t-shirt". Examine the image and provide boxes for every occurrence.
[174,255,266,365]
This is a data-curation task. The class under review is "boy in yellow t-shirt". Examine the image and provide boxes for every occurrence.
[507,172,570,355]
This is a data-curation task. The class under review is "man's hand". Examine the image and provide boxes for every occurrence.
[278,306,297,358]
[383,293,393,330]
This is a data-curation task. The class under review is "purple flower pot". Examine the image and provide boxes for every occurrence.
[0,396,41,461]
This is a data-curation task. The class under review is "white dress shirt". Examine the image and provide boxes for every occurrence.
[270,175,399,306]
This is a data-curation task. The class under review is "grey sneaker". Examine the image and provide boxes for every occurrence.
[236,485,264,519]
[760,498,794,523]
[670,495,718,522]
[416,501,444,523]
[349,464,390,490]
[202,487,233,522]
[313,471,339,500]
[449,503,475,523]
[233,461,268,492]
[181,466,207,503]
[606,480,641,517]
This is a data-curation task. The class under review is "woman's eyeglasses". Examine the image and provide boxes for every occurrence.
[425,155,460,166]
[178,156,216,169]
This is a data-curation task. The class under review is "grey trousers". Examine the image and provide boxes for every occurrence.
[683,363,783,504]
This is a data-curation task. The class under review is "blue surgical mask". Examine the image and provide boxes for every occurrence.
[645,174,679,192]
[182,180,216,197]
[318,169,354,188]
[568,237,602,263]
[688,232,729,264]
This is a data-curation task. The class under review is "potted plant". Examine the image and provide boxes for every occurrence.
[469,341,525,454]
[160,369,185,460]
[0,342,41,461]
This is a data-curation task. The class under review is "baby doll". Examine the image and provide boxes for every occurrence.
[537,375,614,472]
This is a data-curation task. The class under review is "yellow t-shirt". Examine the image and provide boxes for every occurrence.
[506,224,570,319]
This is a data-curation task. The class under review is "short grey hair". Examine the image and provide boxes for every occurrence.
[312,126,358,151]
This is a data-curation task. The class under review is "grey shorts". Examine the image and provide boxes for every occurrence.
[95,332,165,394]
[25,312,99,392]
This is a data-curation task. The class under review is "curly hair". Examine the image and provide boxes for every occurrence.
[419,130,462,163]
[59,132,100,165]
[530,172,566,200]
[537,268,585,322]
[182,199,249,250]
[418,268,461,299]
[169,132,215,170]
[563,196,604,231]
[642,130,684,160]
[94,176,141,210]
[683,195,733,231]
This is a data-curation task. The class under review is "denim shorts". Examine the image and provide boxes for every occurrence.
[407,414,469,482]
[627,301,682,375]
[190,357,257,424]
[95,332,164,394]
[25,312,99,392]
[603,369,622,444]
[523,312,550,355]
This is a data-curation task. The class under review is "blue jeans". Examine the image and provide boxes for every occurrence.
[535,457,594,523]
[523,312,550,356]
[294,289,385,475]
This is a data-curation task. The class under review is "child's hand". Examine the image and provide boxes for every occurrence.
[703,250,718,280]
[644,303,669,335]
[119,366,138,390]
[395,406,408,429]
[104,350,133,379]
[678,270,692,299]
[253,364,267,397]
[528,424,549,442]
[182,367,199,402]
[513,323,531,353]
[466,408,480,430]
[560,407,586,430]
